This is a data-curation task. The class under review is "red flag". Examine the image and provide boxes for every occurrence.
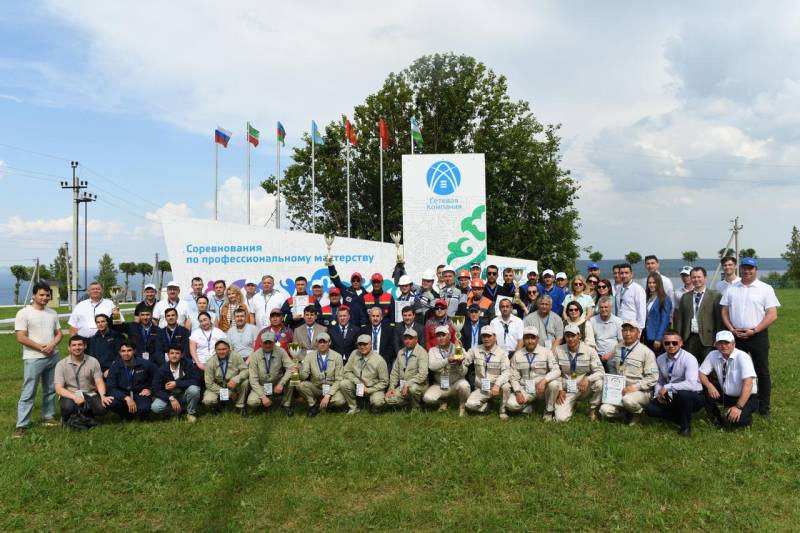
[379,118,390,149]
[345,118,357,146]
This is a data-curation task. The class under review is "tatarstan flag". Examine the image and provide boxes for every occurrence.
[247,123,260,147]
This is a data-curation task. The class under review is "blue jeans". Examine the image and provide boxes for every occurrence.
[151,385,201,416]
[16,354,59,428]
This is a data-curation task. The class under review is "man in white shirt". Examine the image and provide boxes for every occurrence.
[616,263,646,330]
[68,281,123,338]
[13,282,63,437]
[590,296,623,371]
[244,279,259,314]
[252,275,287,328]
[715,255,740,296]
[152,281,191,329]
[185,276,206,313]
[490,298,524,353]
[720,257,779,417]
[227,308,258,361]
[644,255,674,304]
[674,266,693,310]
[699,330,759,428]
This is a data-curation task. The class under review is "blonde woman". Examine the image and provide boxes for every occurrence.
[561,275,594,321]
[218,285,253,331]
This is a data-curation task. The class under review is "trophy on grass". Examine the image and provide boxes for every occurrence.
[512,268,525,307]
[324,234,335,266]
[450,315,465,360]
[390,231,404,264]
[288,342,302,386]
[109,286,124,325]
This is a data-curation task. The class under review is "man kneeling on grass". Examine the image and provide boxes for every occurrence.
[340,335,389,415]
[506,326,561,421]
[151,344,203,423]
[55,336,114,426]
[553,324,604,422]
[247,331,294,415]
[464,327,511,420]
[203,340,249,415]
[296,333,347,417]
[385,328,429,410]
[423,325,470,416]
[105,341,157,420]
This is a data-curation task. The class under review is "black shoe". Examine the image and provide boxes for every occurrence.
[307,403,319,417]
[708,417,723,429]
[369,407,380,415]
[759,410,771,419]
[285,407,294,417]
[678,427,691,437]
[240,407,249,417]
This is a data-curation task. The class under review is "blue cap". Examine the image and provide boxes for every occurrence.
[587,262,599,270]
[740,257,757,268]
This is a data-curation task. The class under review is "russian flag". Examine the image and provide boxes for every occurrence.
[215,127,232,148]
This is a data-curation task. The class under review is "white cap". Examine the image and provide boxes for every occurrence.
[166,281,180,289]
[715,330,735,343]
[398,275,412,286]
[523,326,539,337]
[311,279,323,288]
[442,265,455,273]
[680,266,692,276]
[421,269,435,281]
[144,283,157,291]
[555,272,567,280]
[245,279,258,286]
[527,268,538,276]
[434,325,450,335]
[542,269,555,277]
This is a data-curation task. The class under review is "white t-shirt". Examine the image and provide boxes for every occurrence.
[490,315,524,353]
[252,290,288,327]
[15,305,61,360]
[189,327,227,364]
[68,298,122,337]
[720,279,781,329]
[227,323,258,359]
[700,348,758,397]
[152,298,191,328]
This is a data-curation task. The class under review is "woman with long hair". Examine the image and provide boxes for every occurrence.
[218,284,253,331]
[594,278,617,316]
[644,273,672,352]
[562,275,594,321]
[564,301,596,348]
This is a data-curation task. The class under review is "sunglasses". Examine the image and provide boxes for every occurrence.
[568,308,580,313]
[597,284,608,289]
[587,280,597,284]
[662,341,680,346]
[573,283,584,287]
[469,309,480,313]
[487,272,498,276]
[435,306,447,311]
[527,291,538,295]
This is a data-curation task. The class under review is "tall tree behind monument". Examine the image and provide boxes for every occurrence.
[263,53,579,269]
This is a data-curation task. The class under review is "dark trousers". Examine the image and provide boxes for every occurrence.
[684,334,712,363]
[60,394,107,421]
[644,390,704,430]
[703,390,758,428]
[736,331,770,414]
[108,394,152,419]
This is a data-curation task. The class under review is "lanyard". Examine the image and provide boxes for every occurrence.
[125,365,135,389]
[91,300,103,317]
[72,358,87,390]
[318,353,328,373]
[203,329,213,353]
[165,328,176,345]
[141,324,152,343]
[526,352,536,372]
[568,351,578,374]
[484,352,492,368]
[666,357,675,383]
[220,359,229,381]
[471,323,479,346]
[262,292,274,316]
[359,356,368,378]
[621,342,638,364]
[404,350,414,369]
[169,298,179,309]
[264,352,272,374]
[543,314,550,330]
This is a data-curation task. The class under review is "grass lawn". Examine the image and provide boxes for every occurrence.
[1,290,799,531]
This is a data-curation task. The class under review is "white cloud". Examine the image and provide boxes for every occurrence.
[0,215,123,237]
[214,176,277,226]
[135,201,193,237]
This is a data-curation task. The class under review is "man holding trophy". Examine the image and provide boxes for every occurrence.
[423,324,470,416]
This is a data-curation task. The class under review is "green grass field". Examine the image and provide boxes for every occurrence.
[1,291,799,531]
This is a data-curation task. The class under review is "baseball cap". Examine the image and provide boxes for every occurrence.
[480,325,495,336]
[523,326,540,337]
[434,299,447,308]
[311,279,323,288]
[402,328,418,338]
[620,319,640,329]
[316,332,331,342]
[329,287,341,295]
[471,279,485,289]
[435,325,450,335]
[680,266,692,276]
[457,269,470,279]
[338,304,350,312]
[468,303,481,312]
[587,262,599,270]
[542,269,555,277]
[470,262,481,270]
[555,272,567,280]
[166,281,180,289]
[564,324,580,335]
[371,273,384,282]
[269,308,282,316]
[421,269,435,281]
[144,283,157,291]
[350,272,363,281]
[261,331,276,343]
[398,275,412,286]
[715,330,735,343]
[356,334,371,344]
[740,257,757,268]
[245,279,257,286]
[527,268,539,276]
[442,265,455,273]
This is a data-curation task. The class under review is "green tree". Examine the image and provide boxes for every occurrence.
[119,262,137,301]
[157,260,172,290]
[588,251,603,262]
[681,250,699,264]
[10,265,31,305]
[718,247,735,259]
[137,262,154,299]
[265,53,580,269]
[739,248,757,259]
[781,226,800,282]
[96,254,118,297]
[624,252,642,265]
[49,244,69,301]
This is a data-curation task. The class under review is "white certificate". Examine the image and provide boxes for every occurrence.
[602,374,625,406]
[292,295,310,315]
[219,387,230,401]
[356,383,365,397]
[322,384,331,396]
[440,375,450,390]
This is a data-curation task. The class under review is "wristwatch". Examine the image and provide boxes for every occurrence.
[735,403,744,410]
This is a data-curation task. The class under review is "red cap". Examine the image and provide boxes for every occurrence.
[458,269,470,279]
[371,273,384,282]
[471,279,485,288]
[339,305,351,312]
[350,272,362,281]
[434,298,448,307]
[329,287,341,295]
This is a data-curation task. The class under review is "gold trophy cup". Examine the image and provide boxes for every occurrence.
[512,268,525,306]
[324,234,335,266]
[109,285,124,325]
[450,315,465,360]
[288,342,302,386]
[390,231,404,263]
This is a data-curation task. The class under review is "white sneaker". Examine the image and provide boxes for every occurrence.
[542,411,554,422]
[499,413,509,421]
[458,405,466,417]
[186,414,197,423]
[522,405,533,414]
[346,407,360,415]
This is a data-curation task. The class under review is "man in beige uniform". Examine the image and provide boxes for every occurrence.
[246,331,294,415]
[553,324,605,422]
[506,326,561,419]
[465,326,511,420]
[296,332,346,416]
[202,339,249,414]
[385,329,429,409]
[340,334,389,414]
[599,320,658,425]
[423,325,471,416]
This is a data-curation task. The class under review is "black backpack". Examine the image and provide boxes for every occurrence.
[65,408,98,431]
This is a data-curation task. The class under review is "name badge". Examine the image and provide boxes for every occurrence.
[141,351,150,360]
[440,375,450,390]
[356,383,365,397]
[566,379,577,394]
[322,384,331,396]
[481,377,491,392]
[399,379,407,389]
[263,382,273,396]
[219,387,230,401]
[525,379,536,394]
[690,316,699,334]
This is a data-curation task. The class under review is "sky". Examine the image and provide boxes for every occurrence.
[1,0,798,274]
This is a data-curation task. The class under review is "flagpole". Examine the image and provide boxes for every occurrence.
[410,121,415,154]
[379,132,384,242]
[311,130,316,234]
[346,141,351,238]
[276,134,281,230]
[246,122,251,225]
[214,139,219,221]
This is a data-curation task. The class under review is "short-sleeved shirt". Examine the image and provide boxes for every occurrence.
[590,313,623,355]
[68,298,122,337]
[490,315,524,353]
[226,323,258,360]
[152,298,192,328]
[15,305,61,360]
[699,349,758,397]
[189,327,227,364]
[720,279,780,329]
[55,355,103,393]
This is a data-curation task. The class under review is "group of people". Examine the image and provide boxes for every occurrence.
[12,254,779,438]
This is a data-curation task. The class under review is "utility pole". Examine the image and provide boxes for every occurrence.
[64,241,72,308]
[731,216,743,277]
[154,253,160,292]
[60,161,86,308]
[77,191,97,291]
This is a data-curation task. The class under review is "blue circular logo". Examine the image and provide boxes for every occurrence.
[426,160,461,196]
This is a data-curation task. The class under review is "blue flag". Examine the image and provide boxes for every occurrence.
[311,120,324,145]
